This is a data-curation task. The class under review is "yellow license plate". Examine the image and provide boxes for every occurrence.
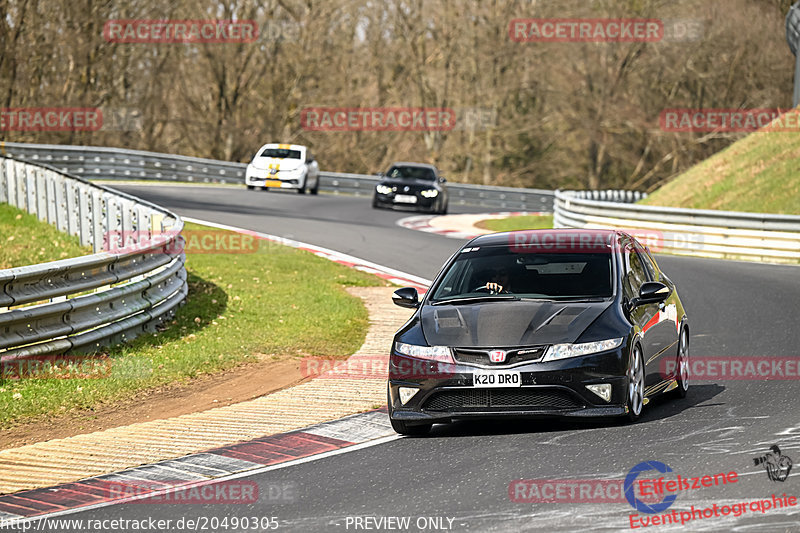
[264,180,282,187]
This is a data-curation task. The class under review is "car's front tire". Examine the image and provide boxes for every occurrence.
[672,328,689,399]
[310,176,319,195]
[390,418,432,436]
[624,344,645,423]
[247,185,255,190]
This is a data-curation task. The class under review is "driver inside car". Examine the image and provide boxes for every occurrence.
[484,266,512,293]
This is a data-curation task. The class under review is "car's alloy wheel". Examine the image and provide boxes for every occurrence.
[626,345,645,422]
[674,328,689,398]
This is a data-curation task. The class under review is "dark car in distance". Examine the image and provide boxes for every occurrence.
[387,229,689,435]
[372,162,449,214]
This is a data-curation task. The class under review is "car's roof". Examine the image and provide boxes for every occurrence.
[258,143,306,151]
[389,161,438,171]
[468,228,622,247]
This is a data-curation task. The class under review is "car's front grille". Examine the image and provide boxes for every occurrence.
[453,347,546,366]
[422,388,582,411]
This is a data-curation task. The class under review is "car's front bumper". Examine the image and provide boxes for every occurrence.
[388,347,630,423]
[246,170,306,189]
[374,193,439,211]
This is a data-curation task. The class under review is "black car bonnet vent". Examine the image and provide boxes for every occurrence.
[433,308,466,332]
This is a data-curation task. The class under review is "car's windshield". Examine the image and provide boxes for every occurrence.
[430,246,614,302]
[259,148,301,159]
[386,166,435,181]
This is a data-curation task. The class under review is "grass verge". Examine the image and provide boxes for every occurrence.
[0,203,91,269]
[0,219,385,428]
[641,128,800,214]
[475,214,554,232]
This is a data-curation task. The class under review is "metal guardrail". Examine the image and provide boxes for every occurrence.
[0,157,187,361]
[554,190,800,263]
[0,142,555,211]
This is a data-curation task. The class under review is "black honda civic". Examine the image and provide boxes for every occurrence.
[388,229,689,435]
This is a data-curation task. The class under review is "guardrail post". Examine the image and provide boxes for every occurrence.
[35,168,47,222]
[78,185,92,247]
[7,159,18,207]
[66,181,79,237]
[91,189,104,252]
[55,173,68,233]
[14,162,26,210]
[0,159,7,203]
[46,171,57,226]
[24,165,36,215]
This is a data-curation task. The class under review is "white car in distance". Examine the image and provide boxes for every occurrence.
[245,143,320,194]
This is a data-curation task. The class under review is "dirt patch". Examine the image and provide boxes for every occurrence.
[0,358,308,449]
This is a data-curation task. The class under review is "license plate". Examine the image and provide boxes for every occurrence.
[394,194,417,204]
[472,370,521,388]
[264,180,282,187]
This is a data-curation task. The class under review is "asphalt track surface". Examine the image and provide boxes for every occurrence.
[37,185,800,532]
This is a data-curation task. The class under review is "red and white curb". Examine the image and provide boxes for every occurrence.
[0,410,397,524]
[397,212,546,240]
[183,217,431,293]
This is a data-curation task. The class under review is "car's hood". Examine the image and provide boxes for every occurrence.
[420,300,612,347]
[250,157,304,171]
[380,178,437,189]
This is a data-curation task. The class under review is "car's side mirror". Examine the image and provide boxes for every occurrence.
[377,171,385,177]
[392,287,420,309]
[439,177,447,183]
[632,281,670,308]
[307,157,315,163]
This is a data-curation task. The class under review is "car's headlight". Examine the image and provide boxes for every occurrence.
[376,185,393,195]
[542,338,624,362]
[420,189,439,198]
[395,342,454,363]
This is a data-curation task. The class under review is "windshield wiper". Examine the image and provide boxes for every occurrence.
[549,296,608,302]
[431,295,520,305]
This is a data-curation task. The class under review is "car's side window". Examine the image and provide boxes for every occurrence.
[638,246,658,281]
[623,244,648,299]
